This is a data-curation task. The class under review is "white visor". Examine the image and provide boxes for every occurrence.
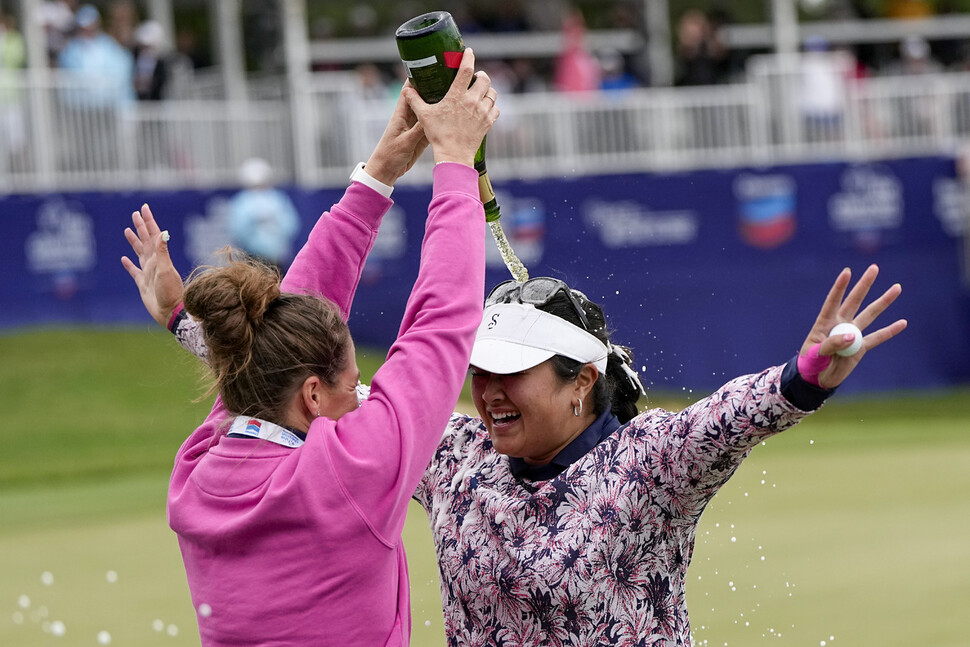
[470,303,608,374]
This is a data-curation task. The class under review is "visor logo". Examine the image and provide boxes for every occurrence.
[487,313,500,329]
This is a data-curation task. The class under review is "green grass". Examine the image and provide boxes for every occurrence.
[2,328,969,646]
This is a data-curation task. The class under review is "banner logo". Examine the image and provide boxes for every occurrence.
[828,164,903,251]
[734,173,797,249]
[582,199,698,248]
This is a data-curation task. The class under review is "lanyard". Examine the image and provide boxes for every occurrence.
[227,416,305,448]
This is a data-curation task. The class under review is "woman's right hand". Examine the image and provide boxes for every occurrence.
[121,203,184,327]
[404,48,500,167]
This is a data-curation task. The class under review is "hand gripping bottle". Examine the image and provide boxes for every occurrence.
[396,12,501,222]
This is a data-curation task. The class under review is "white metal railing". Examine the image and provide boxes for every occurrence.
[0,70,290,193]
[4,55,970,195]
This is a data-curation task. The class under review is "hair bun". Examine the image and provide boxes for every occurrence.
[183,255,282,358]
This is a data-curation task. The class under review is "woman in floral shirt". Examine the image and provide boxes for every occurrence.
[413,270,905,645]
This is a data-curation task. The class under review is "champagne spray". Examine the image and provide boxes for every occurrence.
[395,12,529,283]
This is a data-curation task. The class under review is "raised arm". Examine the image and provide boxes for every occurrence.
[281,83,430,317]
[321,49,500,540]
[647,264,907,517]
[796,264,907,389]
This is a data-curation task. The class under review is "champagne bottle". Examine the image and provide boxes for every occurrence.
[395,11,500,223]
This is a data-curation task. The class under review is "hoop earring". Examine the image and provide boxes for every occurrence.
[573,399,583,417]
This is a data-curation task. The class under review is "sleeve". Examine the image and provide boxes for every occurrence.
[319,162,486,542]
[644,364,816,518]
[412,412,472,507]
[281,181,393,319]
[780,354,836,411]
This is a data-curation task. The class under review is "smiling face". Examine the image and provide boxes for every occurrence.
[471,359,596,466]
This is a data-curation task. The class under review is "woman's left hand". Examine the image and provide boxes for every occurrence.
[121,203,184,327]
[800,264,907,389]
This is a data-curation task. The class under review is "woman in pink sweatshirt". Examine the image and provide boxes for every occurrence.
[121,50,498,646]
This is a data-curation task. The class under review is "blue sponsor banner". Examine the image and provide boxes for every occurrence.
[2,156,968,394]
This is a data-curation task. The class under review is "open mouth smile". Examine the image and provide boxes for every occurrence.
[490,410,522,429]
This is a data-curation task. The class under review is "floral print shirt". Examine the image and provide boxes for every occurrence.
[413,364,815,646]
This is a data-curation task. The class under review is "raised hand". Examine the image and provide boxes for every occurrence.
[363,81,430,186]
[121,203,184,327]
[800,264,908,389]
[403,48,499,167]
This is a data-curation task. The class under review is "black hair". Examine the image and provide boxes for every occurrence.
[537,289,642,423]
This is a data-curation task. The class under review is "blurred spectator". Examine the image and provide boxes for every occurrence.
[58,5,134,99]
[885,35,943,76]
[674,9,727,86]
[0,8,27,174]
[799,36,849,142]
[932,0,966,69]
[597,48,639,95]
[57,4,135,170]
[553,8,600,93]
[106,0,137,50]
[38,0,76,66]
[883,36,944,138]
[227,158,301,273]
[175,27,209,70]
[509,58,547,93]
[608,0,650,86]
[355,63,392,102]
[132,20,168,101]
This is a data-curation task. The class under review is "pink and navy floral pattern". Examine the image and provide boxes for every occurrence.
[414,365,814,646]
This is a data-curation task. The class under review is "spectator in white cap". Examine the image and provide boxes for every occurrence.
[226,157,301,273]
[133,20,169,101]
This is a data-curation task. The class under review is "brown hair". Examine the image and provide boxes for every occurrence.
[183,252,350,422]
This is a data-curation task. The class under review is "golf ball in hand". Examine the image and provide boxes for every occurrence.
[829,322,863,357]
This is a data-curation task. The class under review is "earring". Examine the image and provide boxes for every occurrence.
[573,399,583,417]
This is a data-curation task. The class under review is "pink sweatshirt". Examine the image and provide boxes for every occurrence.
[167,163,485,646]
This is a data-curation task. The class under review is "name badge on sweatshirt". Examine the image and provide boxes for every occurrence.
[228,416,305,448]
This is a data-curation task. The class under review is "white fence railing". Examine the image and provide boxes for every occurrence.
[4,55,970,195]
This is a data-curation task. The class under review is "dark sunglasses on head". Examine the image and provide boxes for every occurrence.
[486,277,591,331]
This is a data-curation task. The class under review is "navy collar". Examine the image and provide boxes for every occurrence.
[509,409,621,482]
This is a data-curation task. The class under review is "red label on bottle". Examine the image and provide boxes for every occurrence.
[443,51,463,68]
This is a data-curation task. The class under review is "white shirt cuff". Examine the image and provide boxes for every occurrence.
[350,162,393,198]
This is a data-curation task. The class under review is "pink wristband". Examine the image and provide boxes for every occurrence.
[167,302,185,331]
[797,343,831,387]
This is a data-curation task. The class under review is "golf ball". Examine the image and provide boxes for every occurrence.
[161,230,170,242]
[829,322,863,357]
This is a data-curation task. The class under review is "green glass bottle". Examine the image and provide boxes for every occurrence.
[396,11,501,222]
